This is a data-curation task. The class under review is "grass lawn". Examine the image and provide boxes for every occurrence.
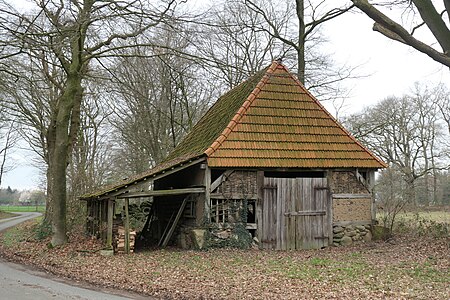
[377,207,449,238]
[0,205,45,213]
[0,218,448,300]
[396,210,449,223]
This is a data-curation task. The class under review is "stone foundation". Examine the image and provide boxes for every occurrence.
[178,225,253,250]
[332,224,372,246]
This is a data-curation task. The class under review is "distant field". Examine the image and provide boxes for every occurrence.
[396,211,449,224]
[0,205,45,213]
[377,209,449,224]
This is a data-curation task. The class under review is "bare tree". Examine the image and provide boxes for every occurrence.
[67,83,113,229]
[351,0,450,68]
[0,119,18,187]
[108,25,215,175]
[196,0,284,89]
[435,85,450,134]
[0,0,175,246]
[376,166,409,236]
[242,0,356,97]
[345,86,448,206]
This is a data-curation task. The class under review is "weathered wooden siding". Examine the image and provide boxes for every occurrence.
[261,177,331,250]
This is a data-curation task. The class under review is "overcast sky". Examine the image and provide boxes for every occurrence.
[2,1,449,190]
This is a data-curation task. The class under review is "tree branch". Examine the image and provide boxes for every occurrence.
[352,0,450,68]
[412,0,450,54]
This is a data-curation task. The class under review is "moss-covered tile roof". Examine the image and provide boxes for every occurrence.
[81,61,385,200]
[205,61,386,169]
[162,66,268,162]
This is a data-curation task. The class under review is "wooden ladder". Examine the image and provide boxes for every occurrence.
[158,196,189,248]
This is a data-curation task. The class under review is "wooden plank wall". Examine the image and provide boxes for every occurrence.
[261,177,330,250]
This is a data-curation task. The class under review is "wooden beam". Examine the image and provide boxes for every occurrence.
[204,165,211,222]
[158,211,175,247]
[369,170,376,222]
[326,171,333,247]
[162,197,188,248]
[355,169,369,190]
[255,170,264,247]
[210,170,234,192]
[245,223,257,230]
[210,193,258,200]
[284,210,326,216]
[96,157,206,200]
[119,187,205,198]
[332,194,371,199]
[333,220,371,227]
[98,201,102,238]
[106,199,114,249]
[124,198,130,254]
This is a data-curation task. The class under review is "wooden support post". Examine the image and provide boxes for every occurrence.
[98,201,102,238]
[92,201,97,236]
[86,201,91,234]
[326,171,333,247]
[106,199,114,249]
[369,170,376,224]
[204,165,211,222]
[256,171,264,246]
[124,198,130,254]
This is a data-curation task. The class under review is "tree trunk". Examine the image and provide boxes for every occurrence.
[50,74,83,246]
[44,166,53,224]
[405,178,417,207]
[295,0,306,84]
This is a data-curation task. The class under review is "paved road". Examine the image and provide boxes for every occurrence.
[0,212,149,300]
[0,211,43,230]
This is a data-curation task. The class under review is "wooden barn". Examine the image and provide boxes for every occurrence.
[80,61,386,252]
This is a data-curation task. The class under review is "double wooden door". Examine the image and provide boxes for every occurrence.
[261,177,331,250]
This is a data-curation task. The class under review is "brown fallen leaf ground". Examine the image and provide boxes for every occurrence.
[0,220,448,300]
[0,211,17,220]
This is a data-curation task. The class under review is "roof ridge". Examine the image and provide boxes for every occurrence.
[204,61,280,157]
[280,64,388,168]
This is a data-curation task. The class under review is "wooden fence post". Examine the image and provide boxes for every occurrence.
[106,199,114,249]
[204,165,211,222]
[124,198,130,254]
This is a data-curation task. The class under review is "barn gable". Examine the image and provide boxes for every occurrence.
[166,60,385,169]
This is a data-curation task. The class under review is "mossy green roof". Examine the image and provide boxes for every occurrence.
[80,68,268,200]
[163,67,268,162]
[81,61,385,200]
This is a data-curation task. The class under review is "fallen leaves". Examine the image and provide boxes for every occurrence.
[0,221,448,300]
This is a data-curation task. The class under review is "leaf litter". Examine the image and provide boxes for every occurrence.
[0,220,448,300]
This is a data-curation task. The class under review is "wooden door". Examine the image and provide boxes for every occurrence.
[261,177,331,250]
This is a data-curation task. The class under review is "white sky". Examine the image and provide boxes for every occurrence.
[2,1,449,190]
[322,8,449,115]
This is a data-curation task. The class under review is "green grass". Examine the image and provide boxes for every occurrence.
[1,221,34,247]
[377,209,449,238]
[1,216,47,247]
[396,211,449,223]
[0,205,45,212]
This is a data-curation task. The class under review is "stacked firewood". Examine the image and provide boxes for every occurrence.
[114,226,136,254]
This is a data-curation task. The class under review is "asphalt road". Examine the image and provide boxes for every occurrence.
[0,212,149,300]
